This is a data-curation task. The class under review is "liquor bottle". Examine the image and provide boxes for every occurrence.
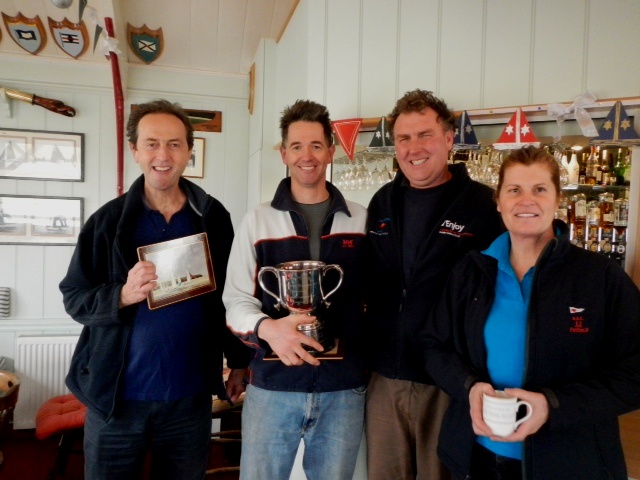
[556,196,569,223]
[586,200,601,252]
[613,196,629,267]
[567,153,580,185]
[595,146,603,184]
[570,192,587,248]
[623,150,632,186]
[614,195,630,227]
[612,148,626,185]
[598,193,614,254]
[600,149,611,186]
[585,146,598,185]
[578,152,587,185]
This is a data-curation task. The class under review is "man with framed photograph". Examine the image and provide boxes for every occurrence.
[59,99,252,479]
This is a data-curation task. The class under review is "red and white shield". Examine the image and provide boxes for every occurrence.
[48,17,89,59]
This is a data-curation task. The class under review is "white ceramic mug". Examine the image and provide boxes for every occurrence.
[482,390,533,437]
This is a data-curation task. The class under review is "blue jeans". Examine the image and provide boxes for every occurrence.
[84,393,212,480]
[240,384,366,480]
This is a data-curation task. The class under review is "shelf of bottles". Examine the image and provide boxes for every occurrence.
[557,145,631,268]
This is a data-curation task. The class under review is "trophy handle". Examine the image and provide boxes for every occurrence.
[320,264,344,307]
[257,267,282,310]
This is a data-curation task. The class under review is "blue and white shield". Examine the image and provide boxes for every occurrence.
[2,13,46,55]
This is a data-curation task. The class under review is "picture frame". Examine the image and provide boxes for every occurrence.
[137,232,216,310]
[183,137,205,178]
[0,128,84,181]
[0,194,83,245]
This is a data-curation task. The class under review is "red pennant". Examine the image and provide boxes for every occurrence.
[493,108,540,150]
[331,118,362,160]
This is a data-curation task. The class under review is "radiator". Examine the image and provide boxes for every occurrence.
[13,335,79,429]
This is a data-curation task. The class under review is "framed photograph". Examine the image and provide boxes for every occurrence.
[183,137,205,178]
[0,195,83,245]
[184,109,222,132]
[0,128,84,181]
[137,233,216,310]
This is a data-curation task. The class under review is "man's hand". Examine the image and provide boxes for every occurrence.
[257,315,324,366]
[119,261,157,308]
[225,368,249,404]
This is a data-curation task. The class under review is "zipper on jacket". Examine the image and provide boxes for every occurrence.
[398,288,406,312]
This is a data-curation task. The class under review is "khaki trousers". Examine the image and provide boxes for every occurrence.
[366,372,452,480]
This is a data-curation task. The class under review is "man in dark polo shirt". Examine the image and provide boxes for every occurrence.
[60,99,251,479]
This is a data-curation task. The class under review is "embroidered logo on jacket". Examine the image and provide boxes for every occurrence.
[439,219,473,238]
[370,217,391,236]
[569,307,589,333]
[342,239,356,249]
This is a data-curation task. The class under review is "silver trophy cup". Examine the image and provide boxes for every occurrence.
[257,260,344,354]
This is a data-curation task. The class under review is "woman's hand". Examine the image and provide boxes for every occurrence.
[470,384,550,442]
[469,381,497,437]
[492,388,549,442]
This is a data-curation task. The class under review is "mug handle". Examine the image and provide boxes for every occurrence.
[257,267,282,309]
[514,400,533,429]
[320,264,344,307]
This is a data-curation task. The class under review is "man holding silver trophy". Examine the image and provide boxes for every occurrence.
[223,100,368,480]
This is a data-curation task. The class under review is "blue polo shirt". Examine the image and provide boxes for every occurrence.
[476,232,533,461]
[121,202,208,401]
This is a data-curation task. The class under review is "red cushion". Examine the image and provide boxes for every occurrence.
[35,393,87,440]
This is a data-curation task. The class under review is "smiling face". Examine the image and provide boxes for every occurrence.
[393,108,454,189]
[130,113,192,195]
[280,121,335,200]
[497,162,560,244]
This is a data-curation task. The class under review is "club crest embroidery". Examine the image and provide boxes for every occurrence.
[569,306,589,333]
[48,17,88,59]
[371,218,391,236]
[127,23,163,64]
[2,13,47,55]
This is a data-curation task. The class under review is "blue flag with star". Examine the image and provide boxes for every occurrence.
[368,117,394,147]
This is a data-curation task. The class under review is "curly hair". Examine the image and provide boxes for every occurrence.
[127,99,194,150]
[388,89,455,136]
[280,100,333,147]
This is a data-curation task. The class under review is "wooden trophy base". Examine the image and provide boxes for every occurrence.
[264,338,344,361]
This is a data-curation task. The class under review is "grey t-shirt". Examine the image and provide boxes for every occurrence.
[295,197,331,260]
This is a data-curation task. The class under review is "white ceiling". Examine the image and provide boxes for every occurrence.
[0,0,298,75]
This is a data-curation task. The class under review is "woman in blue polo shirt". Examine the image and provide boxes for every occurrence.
[423,146,640,480]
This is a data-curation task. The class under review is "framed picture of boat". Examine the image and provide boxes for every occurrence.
[0,128,84,181]
[0,194,83,245]
[137,233,216,309]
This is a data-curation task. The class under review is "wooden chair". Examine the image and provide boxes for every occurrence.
[206,394,244,479]
[0,370,20,467]
[35,393,86,480]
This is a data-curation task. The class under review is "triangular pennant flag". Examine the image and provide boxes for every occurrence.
[453,111,480,150]
[493,108,540,150]
[369,117,394,147]
[591,101,640,145]
[332,118,362,160]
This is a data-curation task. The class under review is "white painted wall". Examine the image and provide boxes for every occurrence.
[0,56,249,368]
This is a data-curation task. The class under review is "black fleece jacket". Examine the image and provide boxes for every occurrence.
[60,175,251,419]
[364,163,503,384]
[423,222,640,480]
